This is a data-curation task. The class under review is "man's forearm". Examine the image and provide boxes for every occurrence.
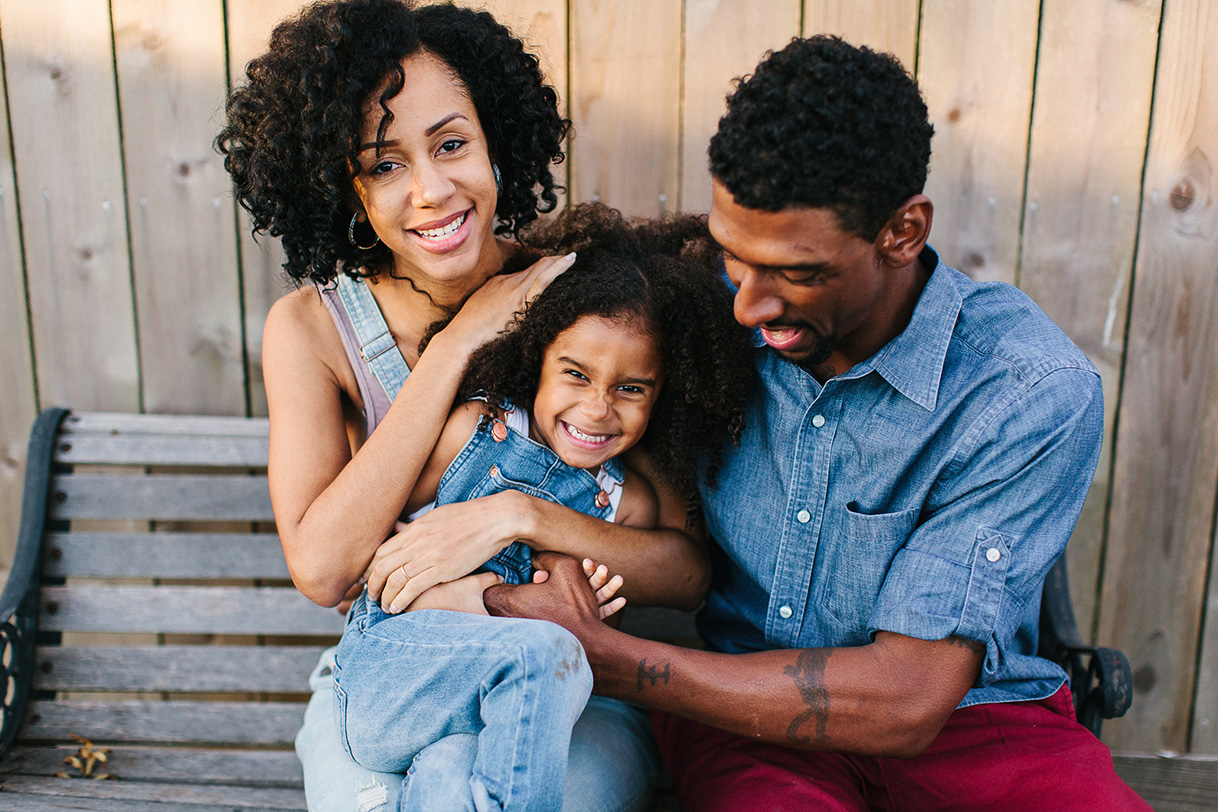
[485,552,982,757]
[580,624,982,758]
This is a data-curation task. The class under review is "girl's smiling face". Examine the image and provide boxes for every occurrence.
[351,51,503,301]
[530,315,663,472]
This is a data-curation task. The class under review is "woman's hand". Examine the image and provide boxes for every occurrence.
[364,492,535,613]
[439,253,576,354]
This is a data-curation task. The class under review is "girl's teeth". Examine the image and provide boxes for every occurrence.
[567,424,608,443]
[417,213,465,240]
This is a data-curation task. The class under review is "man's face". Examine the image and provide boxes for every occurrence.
[708,180,889,373]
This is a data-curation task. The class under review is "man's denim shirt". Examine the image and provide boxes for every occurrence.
[697,247,1104,708]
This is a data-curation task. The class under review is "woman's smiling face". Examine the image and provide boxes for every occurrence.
[351,51,503,297]
[530,315,664,473]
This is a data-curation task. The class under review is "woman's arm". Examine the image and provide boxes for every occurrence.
[266,256,576,608]
[365,446,710,613]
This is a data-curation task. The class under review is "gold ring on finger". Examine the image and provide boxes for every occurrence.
[399,564,410,582]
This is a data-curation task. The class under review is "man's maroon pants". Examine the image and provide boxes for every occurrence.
[651,685,1150,811]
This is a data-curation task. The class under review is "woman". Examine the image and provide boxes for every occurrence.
[216,2,708,810]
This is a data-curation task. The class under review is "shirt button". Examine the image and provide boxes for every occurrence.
[779,605,793,619]
[812,414,826,428]
[796,509,811,523]
[986,548,1001,563]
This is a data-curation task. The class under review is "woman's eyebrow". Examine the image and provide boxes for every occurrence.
[357,139,397,152]
[425,113,468,136]
[356,113,470,151]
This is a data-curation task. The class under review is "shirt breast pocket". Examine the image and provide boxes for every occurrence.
[822,503,918,632]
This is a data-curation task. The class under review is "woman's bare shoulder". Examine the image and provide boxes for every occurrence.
[265,285,333,343]
[263,285,359,408]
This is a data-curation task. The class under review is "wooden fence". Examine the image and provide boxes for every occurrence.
[1,0,1215,758]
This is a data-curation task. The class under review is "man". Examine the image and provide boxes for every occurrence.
[489,36,1148,810]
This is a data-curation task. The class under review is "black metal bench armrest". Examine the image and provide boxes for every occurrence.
[0,407,70,755]
[1038,554,1133,737]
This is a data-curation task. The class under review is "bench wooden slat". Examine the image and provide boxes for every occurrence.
[40,585,344,636]
[1112,753,1218,812]
[17,700,304,746]
[44,532,288,580]
[1,745,303,787]
[0,793,298,812]
[0,775,303,811]
[34,646,327,693]
[54,434,269,468]
[49,474,274,522]
[62,412,270,438]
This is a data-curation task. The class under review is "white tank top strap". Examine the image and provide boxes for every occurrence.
[502,403,529,435]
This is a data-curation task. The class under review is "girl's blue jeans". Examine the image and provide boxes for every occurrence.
[301,592,659,812]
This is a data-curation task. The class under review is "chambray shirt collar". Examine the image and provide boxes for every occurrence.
[867,247,959,412]
[747,246,960,412]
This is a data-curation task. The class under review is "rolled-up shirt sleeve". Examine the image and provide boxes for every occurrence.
[869,364,1103,685]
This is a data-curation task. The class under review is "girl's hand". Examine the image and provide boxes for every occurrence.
[585,557,626,619]
[441,253,576,354]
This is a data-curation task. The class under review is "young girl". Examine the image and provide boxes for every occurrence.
[333,204,754,812]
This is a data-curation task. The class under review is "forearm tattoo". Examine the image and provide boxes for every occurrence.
[636,658,672,693]
[947,636,986,655]
[784,649,831,745]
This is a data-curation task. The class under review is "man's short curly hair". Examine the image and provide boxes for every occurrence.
[709,35,933,240]
[215,0,569,286]
[459,204,754,507]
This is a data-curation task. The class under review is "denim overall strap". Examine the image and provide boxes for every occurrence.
[334,273,410,400]
[599,457,624,487]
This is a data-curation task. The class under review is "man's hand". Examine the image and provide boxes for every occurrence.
[484,551,607,638]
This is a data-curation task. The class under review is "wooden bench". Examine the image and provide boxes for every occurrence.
[0,408,1132,811]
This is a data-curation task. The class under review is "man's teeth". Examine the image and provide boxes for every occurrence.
[416,213,465,240]
[566,423,608,443]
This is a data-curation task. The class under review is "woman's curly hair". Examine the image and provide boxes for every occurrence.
[215,0,569,286]
[458,203,755,509]
[709,35,933,240]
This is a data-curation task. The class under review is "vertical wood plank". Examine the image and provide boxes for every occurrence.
[1016,0,1161,640]
[917,0,1040,285]
[569,0,682,216]
[802,0,920,69]
[1099,0,1218,753]
[680,0,802,213]
[113,0,245,416]
[224,0,301,417]
[1,0,140,411]
[1199,512,1218,751]
[0,38,39,577]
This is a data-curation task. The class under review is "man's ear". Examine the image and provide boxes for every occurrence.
[877,194,932,267]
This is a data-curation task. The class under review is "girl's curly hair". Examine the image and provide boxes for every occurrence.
[459,203,755,508]
[215,0,570,286]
